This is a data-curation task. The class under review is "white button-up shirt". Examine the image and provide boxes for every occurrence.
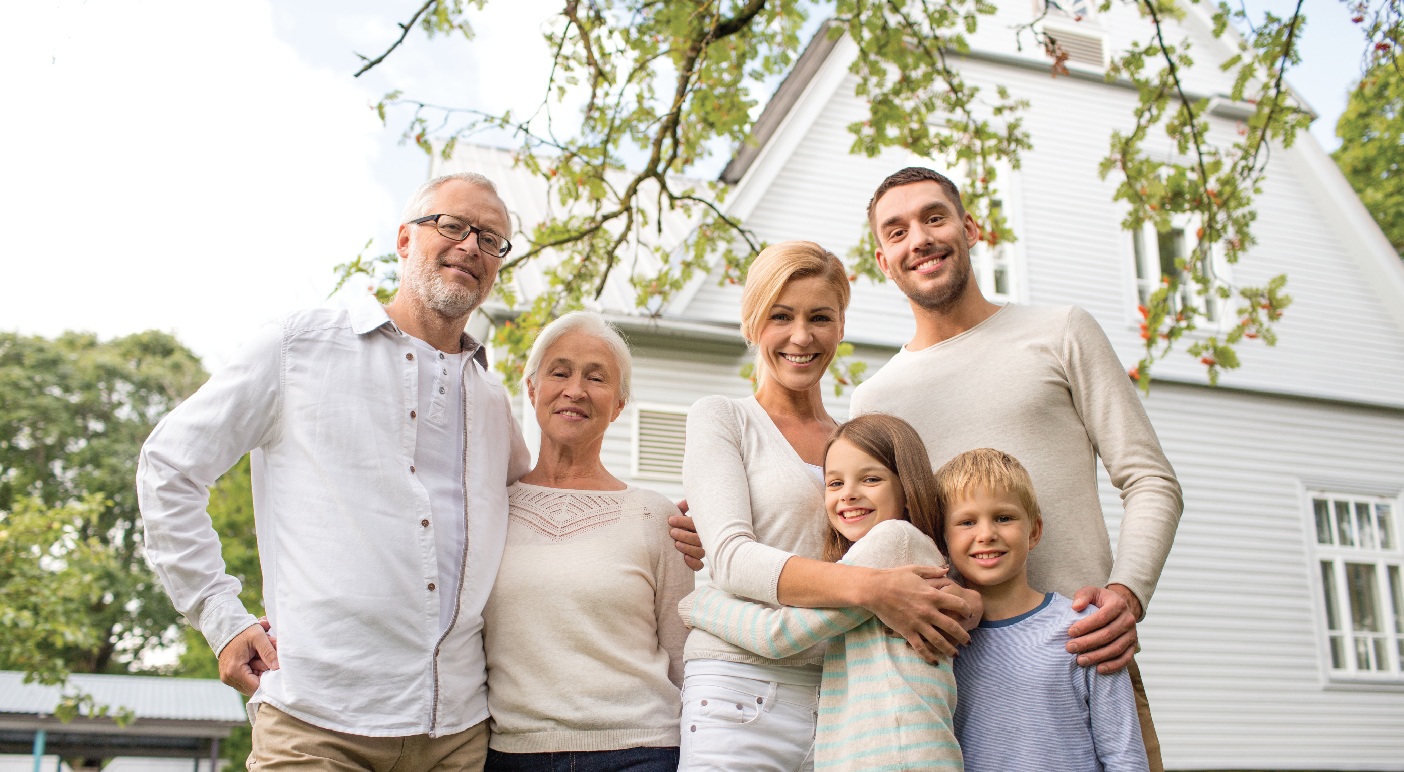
[138,297,530,737]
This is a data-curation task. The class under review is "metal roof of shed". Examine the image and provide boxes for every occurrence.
[0,672,245,724]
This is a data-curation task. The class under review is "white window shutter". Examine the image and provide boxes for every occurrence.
[632,404,689,481]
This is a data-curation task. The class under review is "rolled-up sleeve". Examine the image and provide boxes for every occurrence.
[137,320,283,656]
[682,396,793,605]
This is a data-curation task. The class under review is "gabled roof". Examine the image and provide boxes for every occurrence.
[0,671,245,724]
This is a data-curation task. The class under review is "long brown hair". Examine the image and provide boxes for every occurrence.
[821,413,945,562]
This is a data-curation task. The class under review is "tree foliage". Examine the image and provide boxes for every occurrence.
[1334,61,1404,257]
[0,331,206,680]
[342,0,1402,390]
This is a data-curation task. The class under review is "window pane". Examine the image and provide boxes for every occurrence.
[1356,636,1373,669]
[1391,565,1403,635]
[1374,638,1391,672]
[1314,499,1333,544]
[1330,637,1346,669]
[1337,501,1355,546]
[1157,228,1184,276]
[1322,561,1341,631]
[1379,504,1396,550]
[1133,229,1148,281]
[1357,502,1377,549]
[1346,562,1381,632]
[994,265,1009,296]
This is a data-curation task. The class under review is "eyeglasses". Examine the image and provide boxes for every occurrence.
[410,214,513,259]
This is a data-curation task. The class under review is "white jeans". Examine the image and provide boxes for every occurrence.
[678,660,821,772]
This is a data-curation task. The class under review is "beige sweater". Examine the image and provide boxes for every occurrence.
[681,395,830,667]
[850,304,1183,610]
[482,483,692,752]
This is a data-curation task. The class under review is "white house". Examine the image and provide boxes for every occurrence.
[436,4,1404,769]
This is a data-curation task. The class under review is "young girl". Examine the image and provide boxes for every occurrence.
[679,413,981,771]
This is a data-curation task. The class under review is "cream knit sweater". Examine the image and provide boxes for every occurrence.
[681,395,830,667]
[850,304,1183,610]
[482,483,692,752]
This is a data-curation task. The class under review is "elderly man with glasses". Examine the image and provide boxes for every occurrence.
[138,172,703,772]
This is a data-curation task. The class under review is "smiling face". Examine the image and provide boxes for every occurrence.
[944,485,1043,592]
[824,438,908,544]
[756,275,845,394]
[527,330,627,450]
[872,180,983,312]
[396,180,510,319]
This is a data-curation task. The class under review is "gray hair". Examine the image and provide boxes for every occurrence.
[523,311,633,403]
[401,172,501,224]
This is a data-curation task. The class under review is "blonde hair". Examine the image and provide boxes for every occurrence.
[934,448,1041,521]
[822,414,945,563]
[739,241,850,377]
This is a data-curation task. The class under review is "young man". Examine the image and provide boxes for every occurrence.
[939,448,1149,772]
[137,172,705,772]
[848,167,1183,770]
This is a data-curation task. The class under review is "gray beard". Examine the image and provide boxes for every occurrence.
[404,251,483,320]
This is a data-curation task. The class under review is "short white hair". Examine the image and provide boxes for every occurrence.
[523,311,633,403]
[401,172,501,224]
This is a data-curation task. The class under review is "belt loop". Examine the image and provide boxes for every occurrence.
[761,681,779,714]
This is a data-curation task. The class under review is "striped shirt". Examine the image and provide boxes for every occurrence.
[679,520,962,771]
[952,593,1148,772]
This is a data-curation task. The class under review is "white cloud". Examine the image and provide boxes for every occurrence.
[0,0,394,366]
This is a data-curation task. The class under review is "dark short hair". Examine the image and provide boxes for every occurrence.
[866,167,965,232]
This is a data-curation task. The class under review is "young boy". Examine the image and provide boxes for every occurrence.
[939,448,1150,772]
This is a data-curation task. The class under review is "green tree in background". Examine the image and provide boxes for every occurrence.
[1334,62,1404,258]
[0,330,206,678]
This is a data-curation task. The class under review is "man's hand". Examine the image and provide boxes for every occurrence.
[669,505,706,572]
[219,621,280,696]
[1067,584,1141,673]
[864,565,973,663]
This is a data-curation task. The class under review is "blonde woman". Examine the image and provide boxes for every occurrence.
[678,242,976,771]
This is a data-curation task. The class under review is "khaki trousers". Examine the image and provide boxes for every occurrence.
[248,705,488,772]
[1128,659,1164,772]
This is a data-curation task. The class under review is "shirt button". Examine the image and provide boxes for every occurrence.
[439,387,445,394]
[410,410,417,418]
[439,353,444,359]
[406,353,414,361]
[689,725,696,732]
[409,465,416,473]
[442,369,448,375]
[421,519,430,528]
[427,583,436,591]
[700,700,707,706]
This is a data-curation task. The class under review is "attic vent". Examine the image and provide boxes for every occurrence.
[632,405,689,481]
[1045,26,1107,69]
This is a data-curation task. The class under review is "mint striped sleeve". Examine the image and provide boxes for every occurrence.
[679,586,871,659]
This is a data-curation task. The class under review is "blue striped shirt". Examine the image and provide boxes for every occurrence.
[953,593,1148,772]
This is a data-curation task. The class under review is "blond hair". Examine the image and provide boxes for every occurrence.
[934,448,1041,521]
[739,241,850,378]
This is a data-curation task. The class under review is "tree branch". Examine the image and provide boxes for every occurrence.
[355,0,437,78]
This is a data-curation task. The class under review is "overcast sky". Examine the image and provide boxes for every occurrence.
[0,0,1373,368]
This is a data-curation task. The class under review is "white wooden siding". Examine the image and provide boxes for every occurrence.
[1098,381,1404,770]
[683,55,1404,407]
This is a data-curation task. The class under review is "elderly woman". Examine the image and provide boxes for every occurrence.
[679,241,973,771]
[481,311,693,772]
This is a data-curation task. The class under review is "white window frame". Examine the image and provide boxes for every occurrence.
[1305,489,1404,684]
[1127,218,1233,331]
[1037,0,1100,23]
[630,402,689,482]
